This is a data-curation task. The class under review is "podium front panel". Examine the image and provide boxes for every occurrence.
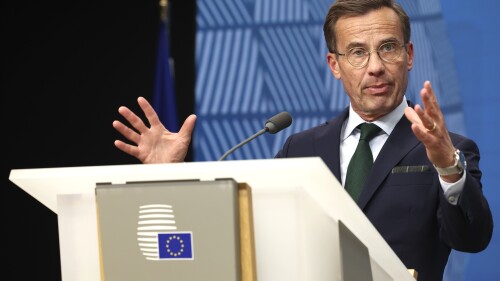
[95,179,241,281]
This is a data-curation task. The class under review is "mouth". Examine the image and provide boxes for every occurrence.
[364,83,391,95]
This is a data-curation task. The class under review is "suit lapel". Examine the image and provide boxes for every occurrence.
[316,109,349,181]
[357,115,420,209]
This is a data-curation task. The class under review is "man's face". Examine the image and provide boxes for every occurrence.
[327,7,414,121]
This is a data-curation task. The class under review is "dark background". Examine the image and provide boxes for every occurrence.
[2,0,195,279]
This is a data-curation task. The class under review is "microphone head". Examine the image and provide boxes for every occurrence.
[264,111,293,134]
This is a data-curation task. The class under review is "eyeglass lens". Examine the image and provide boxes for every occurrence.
[347,42,403,67]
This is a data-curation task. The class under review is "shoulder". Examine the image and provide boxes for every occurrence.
[288,107,349,140]
[449,132,479,152]
[287,114,345,141]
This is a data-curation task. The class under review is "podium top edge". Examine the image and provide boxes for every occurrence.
[9,157,327,179]
[8,157,337,214]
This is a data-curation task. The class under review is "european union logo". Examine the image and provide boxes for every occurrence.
[158,232,194,260]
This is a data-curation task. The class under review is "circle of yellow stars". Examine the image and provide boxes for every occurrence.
[166,235,185,257]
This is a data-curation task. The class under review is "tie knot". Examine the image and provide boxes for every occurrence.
[359,123,381,142]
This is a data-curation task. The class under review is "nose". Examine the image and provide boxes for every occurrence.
[366,51,385,76]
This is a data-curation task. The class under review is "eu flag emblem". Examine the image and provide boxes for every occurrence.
[158,232,194,260]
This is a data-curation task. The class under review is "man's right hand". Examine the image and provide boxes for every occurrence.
[112,96,196,164]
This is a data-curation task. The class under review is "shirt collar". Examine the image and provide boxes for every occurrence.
[342,96,408,140]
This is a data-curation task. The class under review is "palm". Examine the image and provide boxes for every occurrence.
[113,97,196,164]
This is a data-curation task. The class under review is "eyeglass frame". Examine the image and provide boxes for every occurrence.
[332,41,408,68]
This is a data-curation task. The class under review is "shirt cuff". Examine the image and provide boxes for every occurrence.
[440,172,466,205]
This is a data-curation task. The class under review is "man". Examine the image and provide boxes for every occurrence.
[113,0,493,280]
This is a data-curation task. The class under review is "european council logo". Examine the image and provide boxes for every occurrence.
[137,204,194,261]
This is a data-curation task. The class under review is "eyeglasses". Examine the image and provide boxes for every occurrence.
[333,41,407,68]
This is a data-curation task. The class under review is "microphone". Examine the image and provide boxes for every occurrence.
[218,111,293,161]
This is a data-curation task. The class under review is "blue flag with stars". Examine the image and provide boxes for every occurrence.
[158,232,193,259]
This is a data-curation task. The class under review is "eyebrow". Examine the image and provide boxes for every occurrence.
[343,37,402,50]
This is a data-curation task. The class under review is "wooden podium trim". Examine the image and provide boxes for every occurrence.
[238,183,258,281]
[96,200,105,281]
[408,269,418,279]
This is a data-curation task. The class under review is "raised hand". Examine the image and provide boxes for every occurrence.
[404,81,459,182]
[113,97,197,164]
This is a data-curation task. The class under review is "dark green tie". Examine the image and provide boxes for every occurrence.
[345,123,381,202]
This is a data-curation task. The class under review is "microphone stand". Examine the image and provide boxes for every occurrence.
[218,128,268,161]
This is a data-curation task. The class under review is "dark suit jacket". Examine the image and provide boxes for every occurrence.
[275,105,493,281]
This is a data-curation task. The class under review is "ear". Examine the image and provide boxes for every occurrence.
[406,41,414,71]
[327,53,342,80]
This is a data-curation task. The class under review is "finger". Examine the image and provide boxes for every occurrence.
[112,120,141,144]
[404,108,434,140]
[421,81,443,120]
[178,114,197,137]
[421,84,436,116]
[423,81,438,104]
[114,139,140,158]
[410,122,433,141]
[137,97,164,129]
[405,105,436,134]
[406,104,429,128]
[404,107,421,125]
[118,105,149,133]
[414,104,435,130]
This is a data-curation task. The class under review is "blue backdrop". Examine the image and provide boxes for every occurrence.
[193,0,499,279]
[440,0,500,280]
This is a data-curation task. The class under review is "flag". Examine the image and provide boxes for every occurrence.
[158,232,194,259]
[153,1,179,132]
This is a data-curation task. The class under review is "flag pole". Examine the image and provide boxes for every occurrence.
[159,0,168,22]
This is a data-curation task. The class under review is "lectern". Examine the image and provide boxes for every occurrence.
[9,157,416,281]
